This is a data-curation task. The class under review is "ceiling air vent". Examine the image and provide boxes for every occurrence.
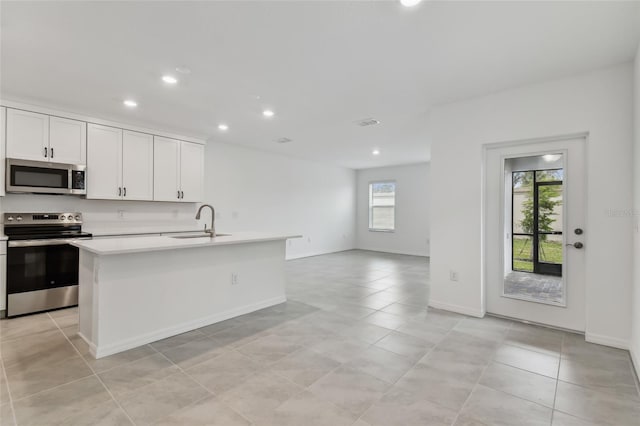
[357,118,380,127]
[275,137,293,144]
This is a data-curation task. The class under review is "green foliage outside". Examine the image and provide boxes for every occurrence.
[512,170,563,272]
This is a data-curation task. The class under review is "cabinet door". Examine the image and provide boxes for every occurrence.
[49,116,87,164]
[87,124,123,200]
[0,107,5,197]
[122,130,154,201]
[179,141,204,202]
[6,109,49,161]
[153,136,180,201]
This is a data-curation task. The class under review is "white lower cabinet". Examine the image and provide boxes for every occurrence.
[87,125,154,201]
[153,137,204,202]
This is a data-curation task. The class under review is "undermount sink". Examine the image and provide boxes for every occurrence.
[170,233,231,239]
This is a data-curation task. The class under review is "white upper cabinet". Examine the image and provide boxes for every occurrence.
[87,124,123,200]
[122,130,153,201]
[153,136,180,202]
[6,109,86,164]
[49,116,86,164]
[0,107,5,197]
[153,137,204,202]
[180,142,204,202]
[6,109,49,161]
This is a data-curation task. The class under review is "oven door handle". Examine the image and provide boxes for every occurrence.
[8,238,92,248]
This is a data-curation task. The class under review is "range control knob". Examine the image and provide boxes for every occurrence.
[6,216,13,222]
[60,215,67,220]
[75,215,81,221]
[16,216,23,221]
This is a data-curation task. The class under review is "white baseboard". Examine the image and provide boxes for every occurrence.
[90,295,287,359]
[428,300,484,318]
[355,247,430,258]
[585,332,630,350]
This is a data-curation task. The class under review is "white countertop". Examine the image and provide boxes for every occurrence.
[70,232,301,255]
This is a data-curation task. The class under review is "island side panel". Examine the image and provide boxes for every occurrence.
[78,250,98,351]
[92,239,287,358]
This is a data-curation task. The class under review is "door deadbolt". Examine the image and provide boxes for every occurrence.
[574,228,583,235]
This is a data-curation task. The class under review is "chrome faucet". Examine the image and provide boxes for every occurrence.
[195,204,215,237]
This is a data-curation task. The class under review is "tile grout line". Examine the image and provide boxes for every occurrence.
[448,319,515,426]
[550,333,565,425]
[48,312,138,426]
[354,315,466,425]
[0,352,18,426]
[150,345,259,425]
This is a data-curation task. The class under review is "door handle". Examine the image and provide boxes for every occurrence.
[566,242,584,249]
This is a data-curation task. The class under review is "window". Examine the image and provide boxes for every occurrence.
[369,182,396,231]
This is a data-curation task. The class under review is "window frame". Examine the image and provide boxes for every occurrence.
[368,180,396,233]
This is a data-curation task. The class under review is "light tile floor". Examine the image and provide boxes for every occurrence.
[0,250,638,425]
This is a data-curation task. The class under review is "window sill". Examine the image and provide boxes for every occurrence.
[369,229,395,233]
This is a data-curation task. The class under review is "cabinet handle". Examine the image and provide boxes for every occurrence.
[177,190,180,199]
[181,191,184,199]
[118,187,122,197]
[123,187,126,197]
[51,148,54,158]
[44,147,48,158]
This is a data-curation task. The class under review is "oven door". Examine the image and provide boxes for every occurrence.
[6,239,81,316]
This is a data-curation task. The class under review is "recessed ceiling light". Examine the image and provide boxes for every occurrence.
[372,149,380,155]
[123,100,137,108]
[357,118,380,127]
[263,109,275,117]
[400,0,422,7]
[218,124,229,131]
[162,75,178,84]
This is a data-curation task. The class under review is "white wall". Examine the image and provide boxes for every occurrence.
[430,63,635,347]
[631,43,640,369]
[203,142,356,259]
[0,107,358,260]
[355,163,430,257]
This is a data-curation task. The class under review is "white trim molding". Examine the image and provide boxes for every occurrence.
[585,332,630,350]
[429,300,485,318]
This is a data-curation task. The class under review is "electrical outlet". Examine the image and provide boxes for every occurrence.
[117,210,125,219]
[231,273,239,285]
[449,271,459,281]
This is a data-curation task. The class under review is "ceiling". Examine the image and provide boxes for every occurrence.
[2,1,640,169]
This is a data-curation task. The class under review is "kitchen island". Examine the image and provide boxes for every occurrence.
[71,232,299,358]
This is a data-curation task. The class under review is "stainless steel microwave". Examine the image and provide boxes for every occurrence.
[6,159,86,195]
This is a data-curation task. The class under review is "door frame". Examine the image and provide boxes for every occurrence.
[481,132,588,331]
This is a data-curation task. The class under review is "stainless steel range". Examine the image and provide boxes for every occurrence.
[4,213,92,317]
